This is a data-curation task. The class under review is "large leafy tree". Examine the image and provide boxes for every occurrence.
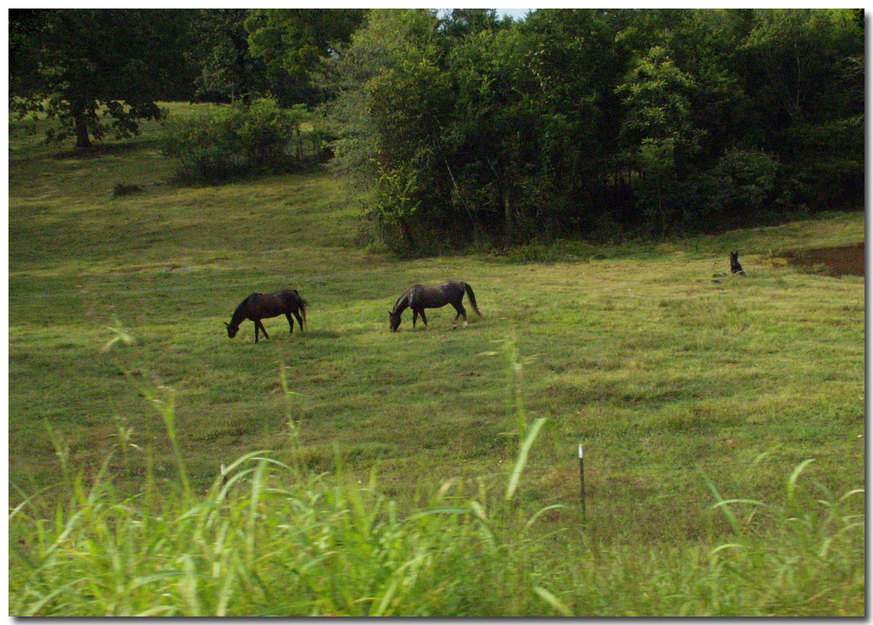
[10,9,195,149]
[520,9,629,229]
[446,27,541,247]
[439,9,503,37]
[324,10,451,249]
[616,45,702,232]
[245,9,367,106]
[734,9,864,209]
[186,9,269,104]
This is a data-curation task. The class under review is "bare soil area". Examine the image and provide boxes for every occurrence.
[782,242,865,277]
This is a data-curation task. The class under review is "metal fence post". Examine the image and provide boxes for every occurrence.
[578,443,586,520]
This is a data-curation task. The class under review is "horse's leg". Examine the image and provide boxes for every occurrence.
[292,310,304,332]
[452,303,467,328]
[257,320,269,341]
[412,310,419,328]
[253,320,259,343]
[286,312,294,335]
[419,309,428,328]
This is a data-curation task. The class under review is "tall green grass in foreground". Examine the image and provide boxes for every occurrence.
[9,357,863,616]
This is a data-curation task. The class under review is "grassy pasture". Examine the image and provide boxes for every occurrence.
[8,106,865,614]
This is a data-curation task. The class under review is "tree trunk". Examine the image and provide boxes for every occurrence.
[72,102,92,149]
[488,158,513,251]
[398,216,416,251]
[502,186,513,251]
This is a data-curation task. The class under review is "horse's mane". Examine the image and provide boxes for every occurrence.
[391,290,411,315]
[229,294,256,327]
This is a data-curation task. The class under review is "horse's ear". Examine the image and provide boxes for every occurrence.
[224,322,229,327]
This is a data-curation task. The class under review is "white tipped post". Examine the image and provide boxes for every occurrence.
[578,443,586,520]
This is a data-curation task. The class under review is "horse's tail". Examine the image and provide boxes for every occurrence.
[464,282,482,317]
[297,293,308,326]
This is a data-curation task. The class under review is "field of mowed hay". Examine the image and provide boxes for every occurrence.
[9,110,865,606]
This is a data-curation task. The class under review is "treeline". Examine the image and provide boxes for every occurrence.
[327,9,863,250]
[10,9,864,248]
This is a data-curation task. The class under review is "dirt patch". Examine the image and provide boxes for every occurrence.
[782,242,864,277]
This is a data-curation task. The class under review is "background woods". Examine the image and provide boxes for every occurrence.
[324,9,863,250]
[10,8,862,249]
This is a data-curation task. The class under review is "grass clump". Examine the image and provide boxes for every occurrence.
[9,365,564,617]
[9,369,864,617]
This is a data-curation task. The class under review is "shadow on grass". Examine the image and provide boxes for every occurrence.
[53,139,163,160]
[302,329,341,339]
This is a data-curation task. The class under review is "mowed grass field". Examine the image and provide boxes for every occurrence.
[9,107,864,559]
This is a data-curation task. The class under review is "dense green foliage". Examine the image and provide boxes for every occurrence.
[162,98,323,182]
[180,9,367,106]
[9,9,194,148]
[9,9,363,147]
[245,9,367,106]
[10,9,862,244]
[184,9,272,104]
[325,9,863,249]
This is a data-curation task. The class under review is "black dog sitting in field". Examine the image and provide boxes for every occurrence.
[713,251,746,283]
[730,251,745,276]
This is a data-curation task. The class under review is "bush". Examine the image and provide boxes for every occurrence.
[162,98,318,184]
[691,149,780,229]
[111,182,143,197]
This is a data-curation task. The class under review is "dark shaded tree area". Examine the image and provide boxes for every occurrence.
[10,9,862,247]
[325,9,864,251]
[9,9,364,147]
[10,9,196,148]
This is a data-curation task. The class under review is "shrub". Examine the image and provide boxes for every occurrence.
[111,182,143,197]
[162,98,317,184]
[691,149,780,229]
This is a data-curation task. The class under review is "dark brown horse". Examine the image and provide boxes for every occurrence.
[389,281,481,332]
[226,290,308,343]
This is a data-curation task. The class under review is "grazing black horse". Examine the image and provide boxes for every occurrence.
[225,290,308,343]
[730,251,745,276]
[389,281,481,332]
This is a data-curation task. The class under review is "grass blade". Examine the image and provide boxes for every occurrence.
[506,417,547,501]
[786,459,815,505]
[533,585,573,616]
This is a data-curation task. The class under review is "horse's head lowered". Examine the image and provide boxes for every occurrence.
[225,322,239,338]
[388,310,402,332]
